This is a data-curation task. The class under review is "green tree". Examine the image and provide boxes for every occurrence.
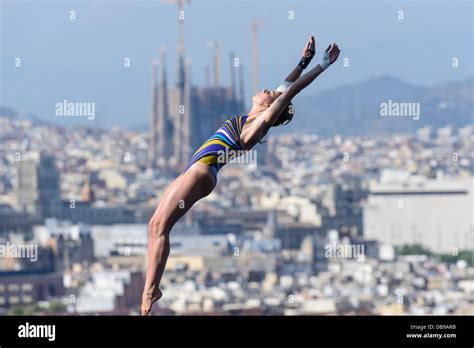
[398,244,432,256]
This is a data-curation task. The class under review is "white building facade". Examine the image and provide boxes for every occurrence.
[363,173,473,253]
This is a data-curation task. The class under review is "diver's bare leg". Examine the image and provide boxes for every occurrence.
[141,163,215,315]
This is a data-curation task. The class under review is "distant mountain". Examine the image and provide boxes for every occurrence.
[0,106,18,119]
[281,76,474,135]
[0,106,53,127]
[2,76,473,136]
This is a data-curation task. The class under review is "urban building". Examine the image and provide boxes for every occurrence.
[148,7,245,170]
[16,151,61,218]
[363,172,474,253]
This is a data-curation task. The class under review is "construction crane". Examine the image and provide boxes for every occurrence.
[251,19,263,95]
[161,0,191,53]
[204,65,211,87]
[229,53,236,102]
[206,41,222,87]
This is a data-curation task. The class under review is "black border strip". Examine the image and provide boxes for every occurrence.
[0,315,472,346]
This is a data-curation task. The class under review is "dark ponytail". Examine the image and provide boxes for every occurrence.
[273,102,294,127]
[258,102,294,144]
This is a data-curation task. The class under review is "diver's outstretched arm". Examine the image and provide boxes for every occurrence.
[242,43,340,148]
[282,35,316,83]
[288,43,341,96]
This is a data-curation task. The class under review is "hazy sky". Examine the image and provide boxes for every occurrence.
[1,0,472,128]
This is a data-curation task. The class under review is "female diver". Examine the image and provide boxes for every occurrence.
[141,35,340,315]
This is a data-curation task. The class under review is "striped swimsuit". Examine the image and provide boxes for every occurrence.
[184,115,249,181]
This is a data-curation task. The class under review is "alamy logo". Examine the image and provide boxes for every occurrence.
[380,99,420,120]
[18,322,56,341]
[0,242,38,262]
[324,243,365,259]
[55,99,95,120]
[217,148,257,166]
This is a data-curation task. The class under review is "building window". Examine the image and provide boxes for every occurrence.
[22,295,33,304]
[9,296,20,304]
[8,284,20,292]
[0,285,5,292]
[22,283,33,292]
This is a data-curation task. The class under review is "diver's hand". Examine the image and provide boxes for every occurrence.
[320,43,340,70]
[302,35,316,59]
[298,35,316,69]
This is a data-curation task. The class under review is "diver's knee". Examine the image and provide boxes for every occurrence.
[148,216,168,239]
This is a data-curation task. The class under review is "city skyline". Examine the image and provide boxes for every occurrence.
[1,115,473,315]
[1,0,473,128]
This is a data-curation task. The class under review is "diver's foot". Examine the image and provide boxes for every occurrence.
[141,286,163,316]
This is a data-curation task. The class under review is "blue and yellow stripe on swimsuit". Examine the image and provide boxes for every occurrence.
[184,115,249,181]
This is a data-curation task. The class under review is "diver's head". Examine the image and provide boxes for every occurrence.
[251,89,294,127]
[252,89,278,108]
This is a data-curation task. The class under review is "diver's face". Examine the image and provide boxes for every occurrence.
[252,89,278,107]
